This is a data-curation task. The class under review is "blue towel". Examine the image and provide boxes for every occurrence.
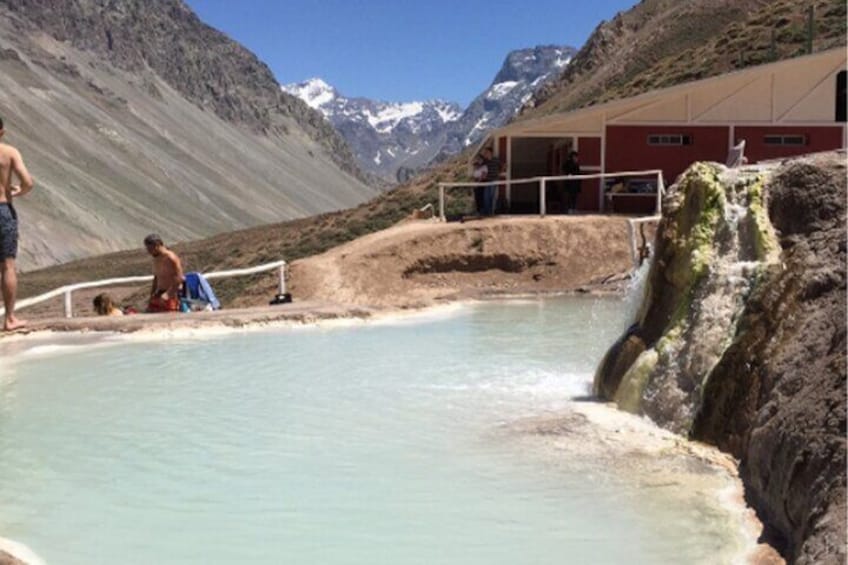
[183,272,221,310]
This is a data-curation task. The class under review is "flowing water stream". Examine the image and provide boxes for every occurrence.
[0,297,755,564]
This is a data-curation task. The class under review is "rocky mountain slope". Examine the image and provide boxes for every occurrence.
[0,0,378,269]
[595,153,846,564]
[527,0,846,116]
[439,45,575,156]
[284,45,574,183]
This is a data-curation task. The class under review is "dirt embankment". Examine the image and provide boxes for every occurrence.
[257,215,638,309]
[9,215,642,333]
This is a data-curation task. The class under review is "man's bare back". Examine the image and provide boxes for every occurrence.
[0,142,33,203]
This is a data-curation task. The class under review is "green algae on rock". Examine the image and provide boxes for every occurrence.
[595,161,781,432]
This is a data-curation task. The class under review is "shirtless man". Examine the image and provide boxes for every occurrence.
[144,233,185,313]
[0,117,35,331]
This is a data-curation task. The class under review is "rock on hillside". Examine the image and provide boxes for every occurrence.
[594,153,846,564]
[0,0,378,269]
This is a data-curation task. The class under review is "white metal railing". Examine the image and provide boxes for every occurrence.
[3,259,287,319]
[437,169,666,220]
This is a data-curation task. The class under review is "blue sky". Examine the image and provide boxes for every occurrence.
[186,0,636,107]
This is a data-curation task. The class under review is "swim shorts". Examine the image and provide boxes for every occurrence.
[147,294,180,313]
[0,203,18,260]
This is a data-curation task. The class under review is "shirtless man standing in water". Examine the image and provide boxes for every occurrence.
[0,117,35,331]
[144,234,185,313]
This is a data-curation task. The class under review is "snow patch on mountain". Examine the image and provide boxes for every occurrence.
[436,105,461,123]
[285,77,336,109]
[367,102,425,133]
[489,81,519,98]
[441,45,577,156]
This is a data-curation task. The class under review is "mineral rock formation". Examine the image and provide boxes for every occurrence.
[595,152,846,563]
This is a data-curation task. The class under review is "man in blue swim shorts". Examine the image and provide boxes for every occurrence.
[0,116,35,331]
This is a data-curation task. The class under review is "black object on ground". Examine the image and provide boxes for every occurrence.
[269,293,293,305]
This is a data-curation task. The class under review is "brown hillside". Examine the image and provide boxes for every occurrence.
[0,0,379,269]
[16,165,466,308]
[17,215,638,321]
[528,0,846,115]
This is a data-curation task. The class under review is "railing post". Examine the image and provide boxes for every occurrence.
[278,264,286,295]
[64,290,73,318]
[439,184,446,222]
[656,171,665,215]
[539,178,546,217]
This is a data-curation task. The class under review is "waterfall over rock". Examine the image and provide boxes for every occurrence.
[594,153,846,564]
[595,162,780,432]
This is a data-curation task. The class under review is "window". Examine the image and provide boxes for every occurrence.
[764,135,807,146]
[836,70,846,122]
[647,134,692,146]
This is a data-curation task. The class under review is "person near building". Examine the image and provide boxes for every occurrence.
[562,150,581,214]
[480,147,502,216]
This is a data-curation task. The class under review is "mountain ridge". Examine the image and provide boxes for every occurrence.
[285,45,576,182]
[526,0,845,116]
[283,77,461,183]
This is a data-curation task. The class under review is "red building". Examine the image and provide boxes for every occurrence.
[480,48,847,215]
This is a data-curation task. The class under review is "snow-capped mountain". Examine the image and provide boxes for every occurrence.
[441,45,577,155]
[283,78,461,182]
[283,45,575,183]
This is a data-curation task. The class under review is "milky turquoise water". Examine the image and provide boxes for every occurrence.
[0,298,744,564]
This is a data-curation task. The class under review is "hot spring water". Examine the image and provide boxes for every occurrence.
[0,298,752,564]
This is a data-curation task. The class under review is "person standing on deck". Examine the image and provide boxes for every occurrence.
[471,155,487,215]
[0,116,35,332]
[480,147,502,216]
[562,150,581,214]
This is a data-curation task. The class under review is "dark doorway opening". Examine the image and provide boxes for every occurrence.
[836,70,846,122]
